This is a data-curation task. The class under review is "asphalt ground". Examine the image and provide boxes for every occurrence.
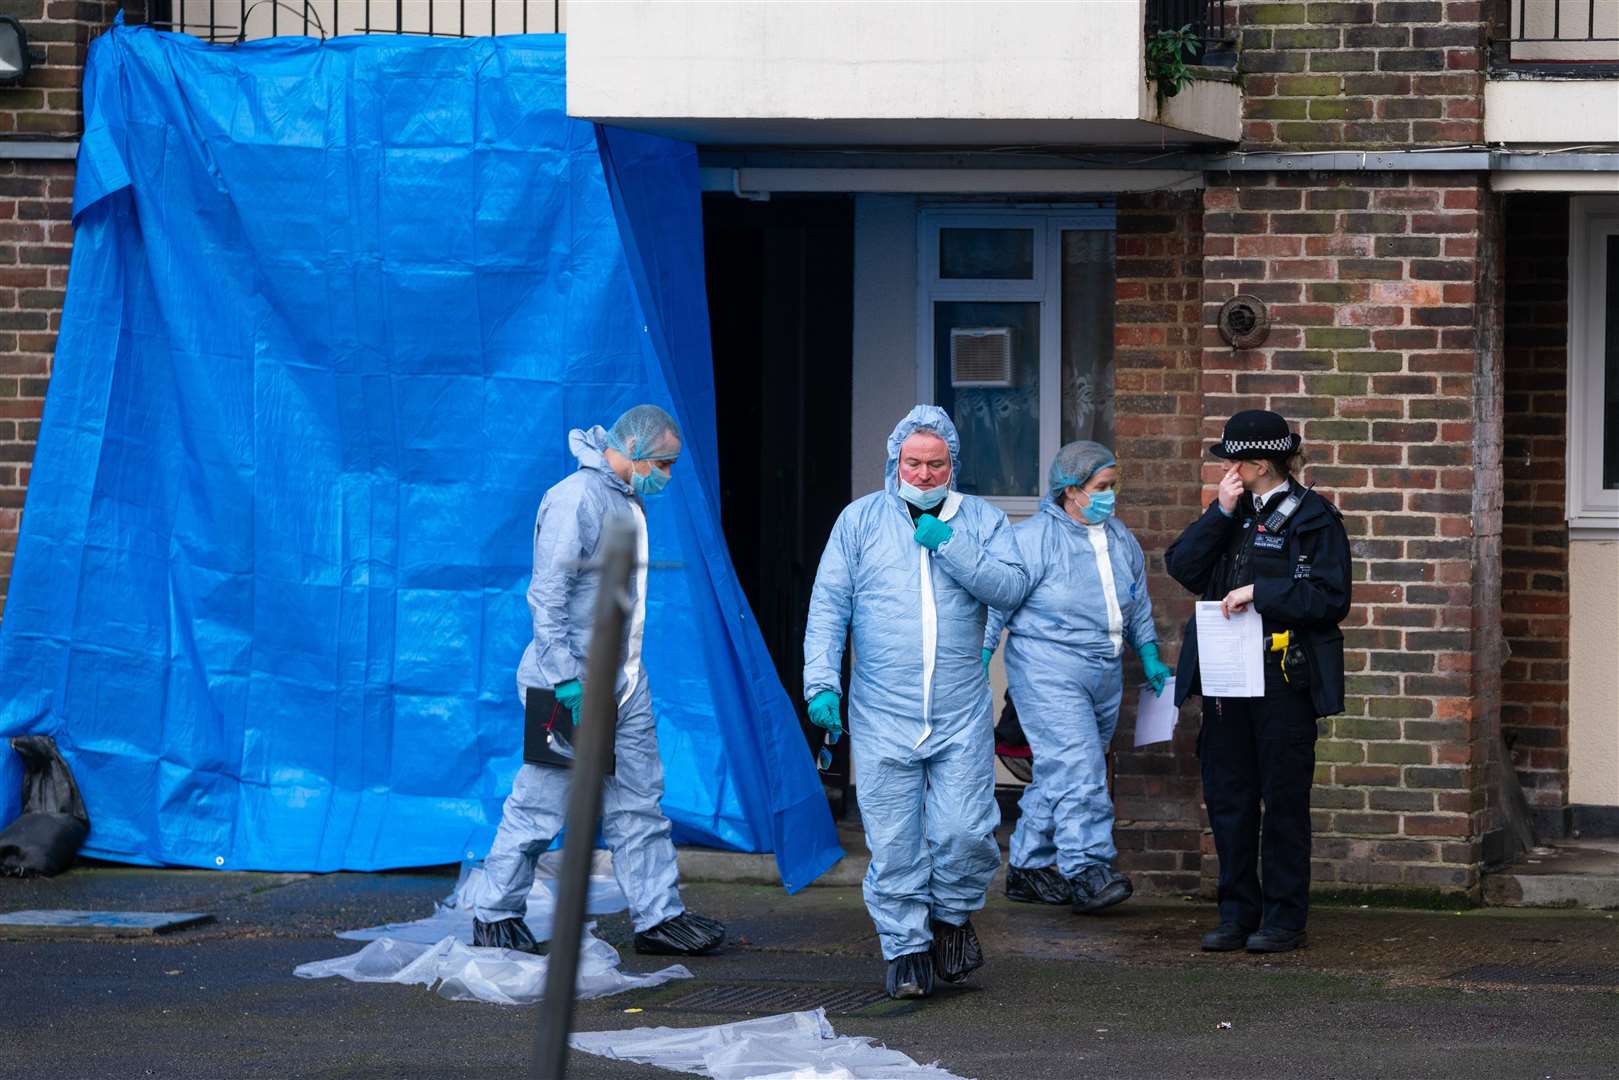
[2,866,1618,1079]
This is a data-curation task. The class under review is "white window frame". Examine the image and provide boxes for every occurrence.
[1567,195,1619,538]
[917,207,1115,517]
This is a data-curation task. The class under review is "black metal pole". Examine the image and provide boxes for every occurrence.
[529,520,637,1080]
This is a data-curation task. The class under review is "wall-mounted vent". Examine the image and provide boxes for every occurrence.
[949,327,1014,388]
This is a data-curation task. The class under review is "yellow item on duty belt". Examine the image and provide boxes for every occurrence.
[1270,631,1292,683]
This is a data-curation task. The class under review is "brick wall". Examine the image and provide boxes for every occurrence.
[1199,171,1499,897]
[0,2,142,613]
[2,1,138,137]
[1235,0,1487,150]
[1109,190,1207,896]
[1499,193,1571,828]
[0,158,73,603]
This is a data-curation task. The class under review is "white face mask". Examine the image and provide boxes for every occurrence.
[898,478,948,510]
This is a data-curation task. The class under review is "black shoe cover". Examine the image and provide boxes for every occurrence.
[885,950,935,1000]
[929,918,984,984]
[1070,864,1133,915]
[1005,864,1073,906]
[472,916,545,955]
[633,911,726,956]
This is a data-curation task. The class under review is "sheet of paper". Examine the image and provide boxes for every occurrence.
[1133,678,1180,746]
[1195,602,1265,698]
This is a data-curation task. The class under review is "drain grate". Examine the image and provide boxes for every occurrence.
[657,983,890,1015]
[1449,964,1619,987]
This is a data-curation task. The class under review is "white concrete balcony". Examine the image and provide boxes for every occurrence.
[564,0,1240,146]
[1485,0,1619,158]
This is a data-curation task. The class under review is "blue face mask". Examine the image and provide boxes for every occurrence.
[632,462,671,498]
[1079,489,1115,524]
[898,478,949,510]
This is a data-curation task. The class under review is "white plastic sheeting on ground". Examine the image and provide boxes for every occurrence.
[335,860,628,945]
[569,1008,971,1079]
[293,861,691,1005]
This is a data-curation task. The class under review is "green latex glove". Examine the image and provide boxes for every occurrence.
[1137,643,1171,697]
[913,514,953,552]
[981,647,994,674]
[807,690,843,736]
[554,678,584,721]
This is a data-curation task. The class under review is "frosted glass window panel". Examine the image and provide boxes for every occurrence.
[934,301,1041,498]
[939,228,1036,280]
[1060,229,1116,449]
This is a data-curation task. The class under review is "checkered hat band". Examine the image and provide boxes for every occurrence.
[1223,436,1294,453]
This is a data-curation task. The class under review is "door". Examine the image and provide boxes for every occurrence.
[703,194,855,812]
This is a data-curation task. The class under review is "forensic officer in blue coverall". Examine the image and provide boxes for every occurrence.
[803,406,1029,1000]
[1165,410,1351,955]
[470,405,725,958]
[982,441,1172,914]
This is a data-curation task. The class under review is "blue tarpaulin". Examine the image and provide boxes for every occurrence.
[0,20,842,889]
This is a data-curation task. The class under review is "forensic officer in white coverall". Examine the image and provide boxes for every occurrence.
[803,405,1029,999]
[470,404,725,957]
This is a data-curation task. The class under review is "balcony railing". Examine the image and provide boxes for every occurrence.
[1144,0,1235,66]
[149,0,563,42]
[1492,0,1619,71]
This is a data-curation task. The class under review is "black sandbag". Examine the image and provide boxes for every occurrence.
[0,735,90,877]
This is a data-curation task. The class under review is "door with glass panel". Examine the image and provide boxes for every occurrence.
[918,209,1116,516]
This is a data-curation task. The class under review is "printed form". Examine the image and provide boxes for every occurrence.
[1194,602,1265,698]
[1134,678,1180,746]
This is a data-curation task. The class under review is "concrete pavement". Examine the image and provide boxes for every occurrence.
[2,864,1617,1079]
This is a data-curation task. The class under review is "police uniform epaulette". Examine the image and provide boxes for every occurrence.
[1299,485,1342,520]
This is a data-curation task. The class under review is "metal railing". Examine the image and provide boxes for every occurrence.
[147,0,563,42]
[1493,0,1619,70]
[1144,0,1235,65]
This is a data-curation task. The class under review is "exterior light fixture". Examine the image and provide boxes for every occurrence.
[0,17,30,85]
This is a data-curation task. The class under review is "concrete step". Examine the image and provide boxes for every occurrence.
[1484,840,1619,910]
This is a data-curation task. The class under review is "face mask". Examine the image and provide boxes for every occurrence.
[898,478,948,510]
[1078,489,1115,524]
[632,463,671,497]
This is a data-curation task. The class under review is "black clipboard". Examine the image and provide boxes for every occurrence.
[523,685,615,774]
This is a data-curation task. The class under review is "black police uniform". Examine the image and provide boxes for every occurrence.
[1165,481,1351,936]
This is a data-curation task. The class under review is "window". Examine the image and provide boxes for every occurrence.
[1568,195,1619,536]
[917,208,1116,514]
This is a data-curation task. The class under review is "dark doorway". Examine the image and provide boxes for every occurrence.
[703,194,854,812]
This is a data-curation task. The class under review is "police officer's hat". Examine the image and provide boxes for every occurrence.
[1209,409,1302,461]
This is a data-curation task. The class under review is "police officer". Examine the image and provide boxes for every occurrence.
[1165,410,1351,954]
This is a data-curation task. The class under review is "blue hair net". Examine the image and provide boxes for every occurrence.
[1049,440,1116,498]
[607,404,682,461]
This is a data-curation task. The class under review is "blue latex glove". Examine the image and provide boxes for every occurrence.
[981,647,993,674]
[807,690,843,736]
[913,514,952,552]
[1137,643,1171,698]
[554,678,584,721]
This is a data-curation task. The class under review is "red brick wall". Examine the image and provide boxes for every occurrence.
[1234,0,1487,150]
[1499,193,1571,826]
[1109,190,1207,895]
[0,159,73,601]
[0,2,140,612]
[1199,172,1500,896]
[1,2,138,137]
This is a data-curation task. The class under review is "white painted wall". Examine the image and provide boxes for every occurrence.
[1484,81,1619,146]
[1569,541,1619,807]
[851,194,922,500]
[569,0,1144,124]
